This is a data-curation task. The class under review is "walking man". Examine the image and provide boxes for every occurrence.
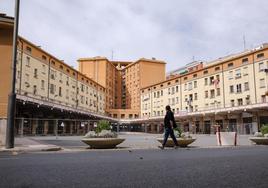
[159,105,179,149]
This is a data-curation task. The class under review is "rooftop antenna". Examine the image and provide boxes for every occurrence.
[243,35,246,50]
[111,49,114,60]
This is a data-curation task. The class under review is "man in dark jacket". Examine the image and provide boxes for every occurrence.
[159,105,179,149]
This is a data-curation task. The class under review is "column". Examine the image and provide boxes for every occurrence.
[32,119,37,135]
[157,123,160,133]
[54,119,58,137]
[44,120,49,135]
[19,118,24,137]
[237,115,243,134]
[145,123,148,133]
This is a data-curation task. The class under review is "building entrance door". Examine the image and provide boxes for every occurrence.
[243,117,252,134]
[204,121,211,134]
[228,119,237,132]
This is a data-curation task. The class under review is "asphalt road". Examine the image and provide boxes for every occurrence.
[0,147,268,188]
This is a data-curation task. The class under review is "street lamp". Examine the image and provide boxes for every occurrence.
[6,0,20,148]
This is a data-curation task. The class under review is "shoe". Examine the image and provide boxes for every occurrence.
[158,146,164,150]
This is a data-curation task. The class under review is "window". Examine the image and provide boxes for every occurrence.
[42,64,46,74]
[34,69,38,78]
[26,56,30,66]
[50,84,56,94]
[228,71,233,80]
[184,77,187,80]
[237,98,243,106]
[176,86,179,92]
[209,76,214,85]
[235,69,241,79]
[33,85,37,95]
[161,90,163,96]
[168,88,170,94]
[176,97,179,104]
[188,82,192,90]
[50,70,56,80]
[216,88,220,96]
[59,87,62,97]
[184,83,187,91]
[231,100,235,107]
[261,95,266,103]
[242,58,248,64]
[194,81,197,88]
[230,85,234,93]
[215,67,220,71]
[193,74,197,78]
[205,91,208,98]
[246,96,250,104]
[26,46,32,53]
[236,84,242,93]
[210,89,215,98]
[257,53,264,59]
[171,87,175,94]
[42,55,47,61]
[228,63,234,68]
[244,82,249,91]
[259,62,266,71]
[204,78,208,85]
[203,70,208,74]
[260,78,265,88]
[194,93,198,100]
[41,80,45,90]
[243,67,248,76]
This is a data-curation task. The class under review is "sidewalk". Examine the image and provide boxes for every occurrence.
[0,137,62,153]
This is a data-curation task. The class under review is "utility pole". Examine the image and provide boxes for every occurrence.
[6,0,20,148]
[243,35,246,51]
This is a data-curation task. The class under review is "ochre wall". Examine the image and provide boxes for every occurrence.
[140,61,166,88]
[0,25,13,118]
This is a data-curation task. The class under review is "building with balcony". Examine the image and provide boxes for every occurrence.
[141,45,268,134]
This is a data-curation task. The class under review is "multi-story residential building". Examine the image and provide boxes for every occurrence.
[141,45,268,134]
[78,57,166,119]
[0,14,113,144]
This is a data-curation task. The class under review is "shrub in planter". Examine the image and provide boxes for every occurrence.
[84,120,117,138]
[260,124,268,135]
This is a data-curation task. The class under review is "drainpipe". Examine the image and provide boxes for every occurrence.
[252,53,257,104]
[19,38,23,94]
[221,64,225,108]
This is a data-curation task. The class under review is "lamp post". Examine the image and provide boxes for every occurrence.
[6,0,20,148]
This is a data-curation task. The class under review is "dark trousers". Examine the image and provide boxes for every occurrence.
[163,127,178,147]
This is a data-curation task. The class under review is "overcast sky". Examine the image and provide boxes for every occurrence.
[1,0,268,71]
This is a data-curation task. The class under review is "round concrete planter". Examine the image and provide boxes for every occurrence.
[249,137,268,145]
[82,138,125,149]
[157,138,196,147]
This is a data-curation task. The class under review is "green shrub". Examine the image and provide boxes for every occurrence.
[174,127,182,137]
[260,124,268,135]
[95,120,111,133]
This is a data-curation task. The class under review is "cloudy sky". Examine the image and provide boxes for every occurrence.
[1,0,268,71]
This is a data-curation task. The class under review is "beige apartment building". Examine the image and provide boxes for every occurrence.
[0,14,115,144]
[141,45,268,134]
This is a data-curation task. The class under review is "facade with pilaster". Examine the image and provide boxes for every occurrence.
[141,45,268,134]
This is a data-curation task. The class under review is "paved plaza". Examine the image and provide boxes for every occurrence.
[30,132,253,151]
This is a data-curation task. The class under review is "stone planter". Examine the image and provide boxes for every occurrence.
[249,137,268,145]
[157,138,196,147]
[82,138,125,149]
